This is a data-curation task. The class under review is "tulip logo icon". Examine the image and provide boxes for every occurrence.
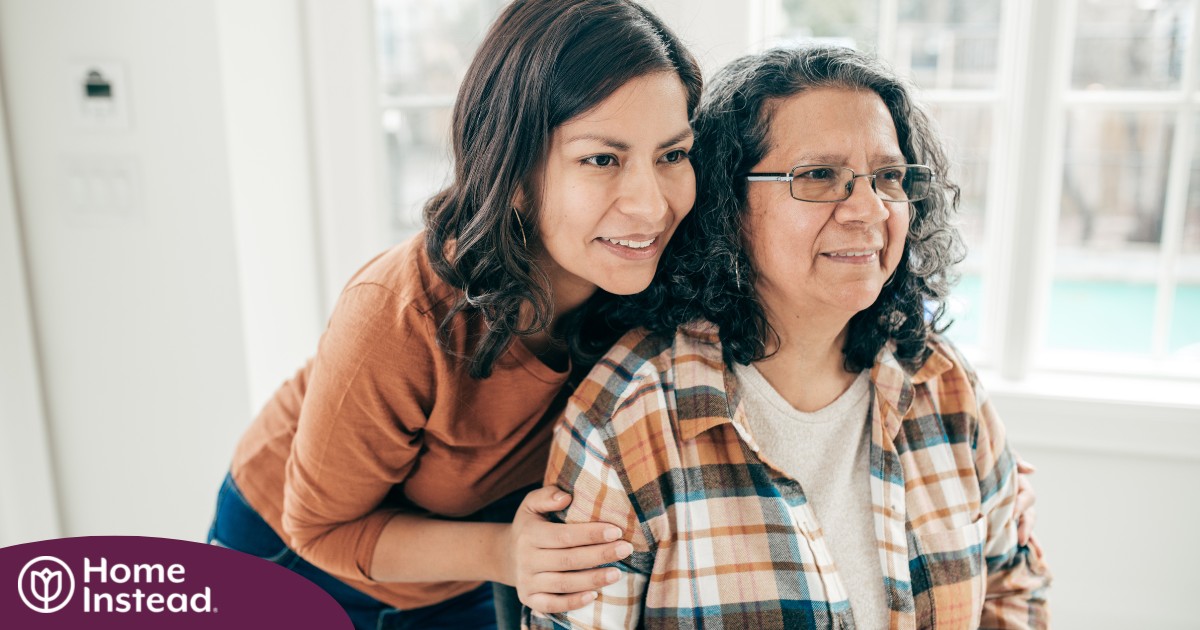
[18,556,75,613]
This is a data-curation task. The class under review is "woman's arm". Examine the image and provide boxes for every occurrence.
[371,487,632,613]
[525,382,662,629]
[1015,458,1039,547]
[281,283,628,612]
[972,383,1052,629]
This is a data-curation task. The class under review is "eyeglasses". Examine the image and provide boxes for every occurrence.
[745,164,934,203]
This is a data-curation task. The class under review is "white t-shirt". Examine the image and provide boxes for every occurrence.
[732,364,887,630]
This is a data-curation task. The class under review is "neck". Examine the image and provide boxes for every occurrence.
[516,255,597,370]
[752,303,858,412]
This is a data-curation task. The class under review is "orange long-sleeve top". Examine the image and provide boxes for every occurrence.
[230,234,571,610]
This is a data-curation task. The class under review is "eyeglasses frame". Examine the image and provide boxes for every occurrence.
[744,164,935,203]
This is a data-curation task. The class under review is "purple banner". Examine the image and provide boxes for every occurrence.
[1,536,352,628]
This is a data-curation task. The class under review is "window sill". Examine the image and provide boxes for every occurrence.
[978,368,1200,461]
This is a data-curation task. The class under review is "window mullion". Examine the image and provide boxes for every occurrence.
[749,0,768,52]
[976,0,1018,366]
[993,0,1077,381]
[876,0,898,61]
[1154,114,1192,356]
[1151,4,1200,357]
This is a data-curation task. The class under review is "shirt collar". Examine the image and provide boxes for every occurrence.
[673,322,737,442]
[868,339,956,439]
[673,322,955,442]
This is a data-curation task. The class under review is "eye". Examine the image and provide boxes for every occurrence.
[660,149,691,164]
[796,167,837,181]
[878,167,906,182]
[583,154,617,168]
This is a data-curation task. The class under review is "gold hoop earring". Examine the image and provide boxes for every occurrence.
[512,208,528,248]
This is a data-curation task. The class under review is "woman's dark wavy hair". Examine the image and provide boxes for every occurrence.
[624,45,965,372]
[423,0,702,378]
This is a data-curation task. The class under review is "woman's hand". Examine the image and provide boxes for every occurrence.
[1015,458,1038,546]
[502,486,634,614]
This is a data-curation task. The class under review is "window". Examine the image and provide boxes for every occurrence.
[370,0,1200,382]
[1051,0,1200,364]
[375,0,508,241]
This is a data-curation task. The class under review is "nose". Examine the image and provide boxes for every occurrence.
[618,161,670,223]
[834,174,891,225]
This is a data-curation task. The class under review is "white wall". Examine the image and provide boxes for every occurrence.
[992,388,1200,629]
[215,0,323,408]
[0,0,320,543]
[0,67,62,546]
[301,0,387,315]
[1004,440,1197,629]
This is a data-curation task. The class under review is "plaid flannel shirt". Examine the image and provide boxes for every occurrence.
[526,323,1050,630]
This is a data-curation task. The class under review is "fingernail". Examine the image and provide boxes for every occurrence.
[582,591,598,603]
[604,527,622,541]
[606,568,620,583]
[553,491,568,501]
[615,542,634,557]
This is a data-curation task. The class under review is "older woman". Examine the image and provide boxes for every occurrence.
[526,46,1050,630]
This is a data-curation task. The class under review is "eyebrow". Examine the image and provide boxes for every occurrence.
[564,128,694,152]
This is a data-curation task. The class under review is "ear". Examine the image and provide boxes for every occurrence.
[513,164,545,216]
[511,183,532,215]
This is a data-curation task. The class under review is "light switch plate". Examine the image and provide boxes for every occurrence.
[62,155,142,224]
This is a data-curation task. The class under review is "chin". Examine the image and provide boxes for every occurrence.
[596,273,655,296]
[831,285,886,314]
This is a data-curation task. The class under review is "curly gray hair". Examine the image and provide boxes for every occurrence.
[620,45,966,371]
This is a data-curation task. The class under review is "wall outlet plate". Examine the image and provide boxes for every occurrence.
[69,61,131,130]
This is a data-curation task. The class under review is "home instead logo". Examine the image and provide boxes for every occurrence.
[18,556,75,613]
[18,555,211,615]
[2,536,352,629]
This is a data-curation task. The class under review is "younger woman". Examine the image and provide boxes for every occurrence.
[207,1,701,628]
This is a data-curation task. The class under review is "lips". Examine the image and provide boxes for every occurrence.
[596,233,663,260]
[598,233,661,248]
[823,249,879,257]
[819,247,881,263]
[602,236,654,249]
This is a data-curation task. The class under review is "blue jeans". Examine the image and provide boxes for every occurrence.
[207,473,498,630]
[477,485,539,630]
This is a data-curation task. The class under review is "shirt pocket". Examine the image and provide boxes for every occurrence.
[913,516,987,630]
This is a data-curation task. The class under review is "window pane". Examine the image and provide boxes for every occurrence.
[376,0,509,97]
[772,0,880,50]
[948,273,983,346]
[383,107,453,238]
[894,0,1002,89]
[1169,283,1200,356]
[931,104,992,251]
[1047,110,1175,354]
[1059,110,1173,248]
[772,0,1003,90]
[1071,0,1194,91]
[931,104,993,348]
[1047,279,1157,353]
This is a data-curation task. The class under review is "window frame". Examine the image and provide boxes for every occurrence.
[997,0,1200,383]
[309,0,1200,405]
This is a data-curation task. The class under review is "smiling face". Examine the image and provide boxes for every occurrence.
[745,87,910,327]
[533,71,695,307]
